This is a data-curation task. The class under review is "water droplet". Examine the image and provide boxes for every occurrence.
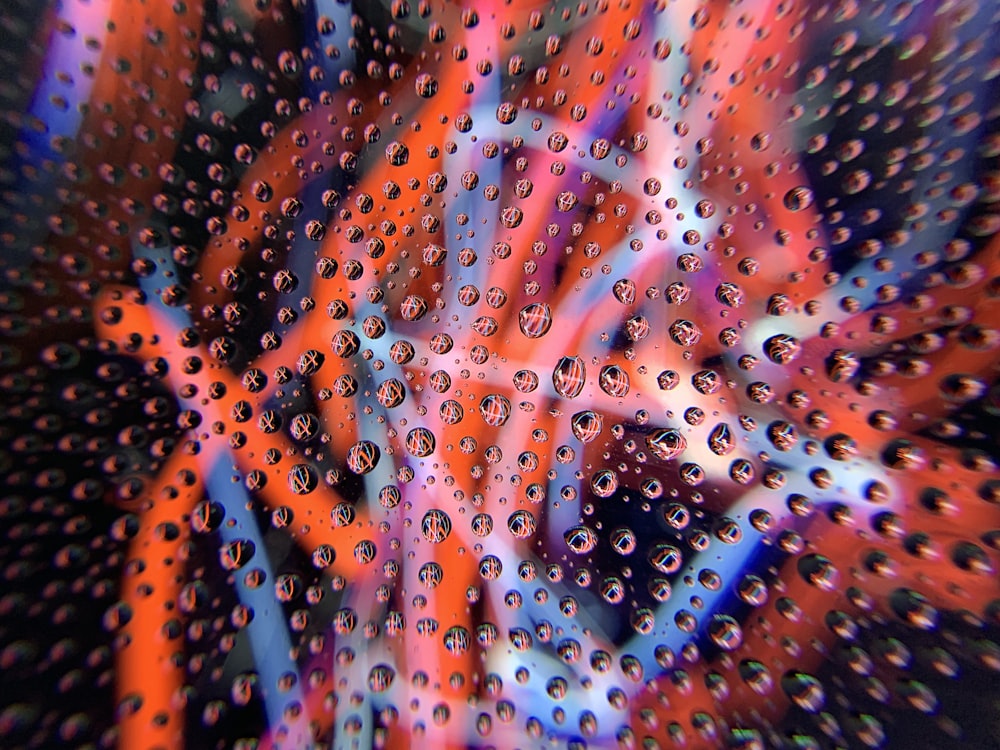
[764,334,801,365]
[708,615,743,651]
[590,469,619,498]
[783,186,814,211]
[647,429,687,461]
[415,72,438,97]
[507,510,537,540]
[219,540,255,571]
[571,410,603,443]
[781,671,825,713]
[517,303,552,338]
[669,319,702,347]
[797,554,838,592]
[552,356,586,398]
[598,365,630,397]
[479,394,512,427]
[564,525,598,554]
[421,509,452,542]
[346,441,381,474]
[368,664,395,692]
[649,543,683,574]
[287,464,318,494]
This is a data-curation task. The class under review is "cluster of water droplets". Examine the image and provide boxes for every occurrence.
[1,0,1000,748]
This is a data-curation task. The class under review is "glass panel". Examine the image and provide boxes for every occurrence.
[1,1,999,748]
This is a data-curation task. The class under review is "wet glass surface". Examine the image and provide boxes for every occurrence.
[1,1,1000,748]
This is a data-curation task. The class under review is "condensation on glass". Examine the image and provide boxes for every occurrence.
[1,1,999,749]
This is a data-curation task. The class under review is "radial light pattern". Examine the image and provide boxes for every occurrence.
[1,1,1000,749]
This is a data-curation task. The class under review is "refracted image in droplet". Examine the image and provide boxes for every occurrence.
[478,393,512,427]
[570,410,603,444]
[346,440,380,474]
[598,364,630,397]
[517,302,552,339]
[647,428,687,462]
[552,355,586,399]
